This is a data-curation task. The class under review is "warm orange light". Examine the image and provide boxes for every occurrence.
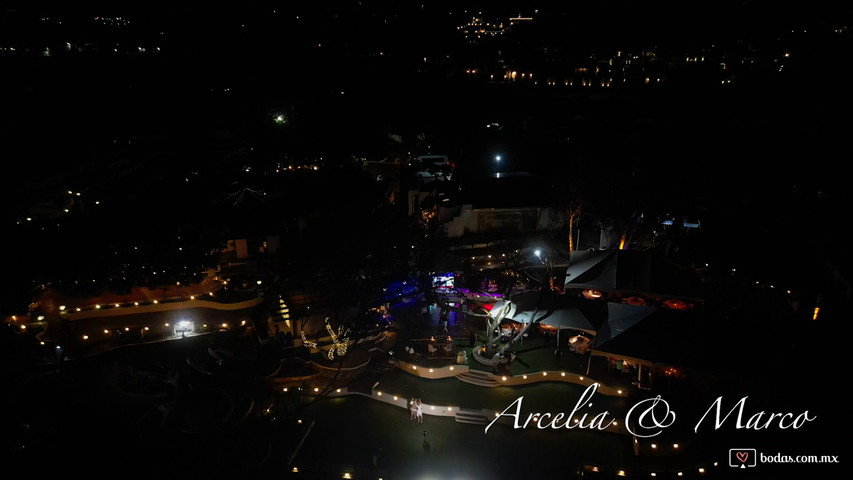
[583,289,602,299]
[813,307,820,320]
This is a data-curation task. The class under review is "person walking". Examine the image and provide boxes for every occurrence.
[416,398,423,423]
[410,398,418,421]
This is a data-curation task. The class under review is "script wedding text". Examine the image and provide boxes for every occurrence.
[484,383,816,437]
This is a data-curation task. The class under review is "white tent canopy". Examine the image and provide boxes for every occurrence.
[497,290,599,333]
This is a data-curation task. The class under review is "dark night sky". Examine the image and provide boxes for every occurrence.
[1,0,851,265]
[1,3,852,477]
[1,0,851,231]
[4,1,850,42]
[1,1,850,200]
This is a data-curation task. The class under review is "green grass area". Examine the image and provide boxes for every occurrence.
[294,394,638,480]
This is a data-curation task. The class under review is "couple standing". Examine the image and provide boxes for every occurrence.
[410,398,423,423]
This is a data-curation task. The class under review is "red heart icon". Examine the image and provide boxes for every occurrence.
[736,451,749,463]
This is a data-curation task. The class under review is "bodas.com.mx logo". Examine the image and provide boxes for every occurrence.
[729,448,757,468]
